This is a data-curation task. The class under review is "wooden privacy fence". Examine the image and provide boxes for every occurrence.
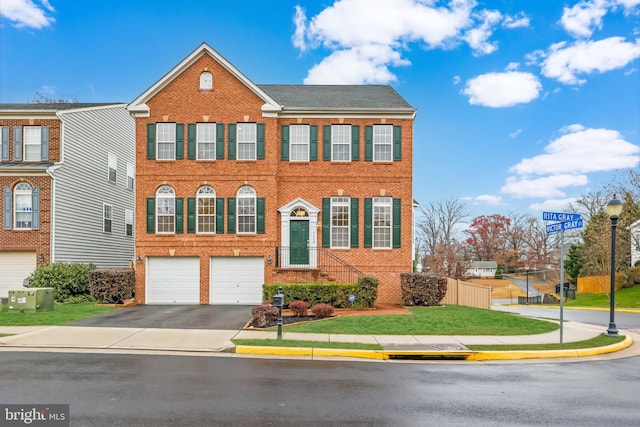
[444,278,492,310]
[577,275,622,293]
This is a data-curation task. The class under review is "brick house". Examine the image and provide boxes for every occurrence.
[0,104,135,298]
[128,43,416,305]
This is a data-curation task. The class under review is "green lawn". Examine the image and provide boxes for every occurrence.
[0,302,119,326]
[232,339,383,350]
[565,285,640,308]
[468,333,626,351]
[279,305,559,335]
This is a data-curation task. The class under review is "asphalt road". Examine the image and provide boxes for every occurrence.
[1,351,639,426]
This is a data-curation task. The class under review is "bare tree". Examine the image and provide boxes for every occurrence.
[502,212,530,271]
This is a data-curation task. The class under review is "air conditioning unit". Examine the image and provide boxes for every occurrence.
[8,288,55,311]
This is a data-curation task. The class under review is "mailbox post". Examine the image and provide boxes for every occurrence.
[272,286,284,340]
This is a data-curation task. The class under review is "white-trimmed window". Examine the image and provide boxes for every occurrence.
[373,125,393,162]
[156,123,176,160]
[290,124,309,162]
[237,123,256,160]
[197,186,216,234]
[125,209,134,236]
[197,123,216,160]
[373,197,392,248]
[156,185,175,234]
[24,126,42,161]
[331,124,351,162]
[200,71,213,90]
[126,163,134,190]
[14,182,32,229]
[237,185,256,234]
[108,153,117,183]
[331,196,350,248]
[103,204,113,233]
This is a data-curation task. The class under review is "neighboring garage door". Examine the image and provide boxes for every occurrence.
[210,257,264,304]
[0,251,37,298]
[147,257,200,304]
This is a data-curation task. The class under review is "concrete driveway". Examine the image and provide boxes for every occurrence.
[68,305,252,330]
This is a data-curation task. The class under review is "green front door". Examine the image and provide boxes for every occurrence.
[290,220,309,265]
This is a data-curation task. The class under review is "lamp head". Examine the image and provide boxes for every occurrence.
[607,195,623,220]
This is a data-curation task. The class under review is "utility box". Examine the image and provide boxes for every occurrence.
[8,288,55,311]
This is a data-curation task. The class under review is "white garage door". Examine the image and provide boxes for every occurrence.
[0,251,37,298]
[147,257,200,304]
[210,257,264,304]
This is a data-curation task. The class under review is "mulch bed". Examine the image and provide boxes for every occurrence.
[246,315,331,329]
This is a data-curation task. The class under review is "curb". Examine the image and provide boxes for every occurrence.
[235,335,633,361]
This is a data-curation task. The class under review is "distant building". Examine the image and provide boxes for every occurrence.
[466,261,498,278]
[631,219,640,267]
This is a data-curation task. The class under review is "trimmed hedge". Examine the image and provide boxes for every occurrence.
[262,276,379,309]
[88,269,135,304]
[27,262,96,303]
[400,272,447,306]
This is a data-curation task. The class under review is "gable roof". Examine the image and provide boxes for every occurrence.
[469,261,498,269]
[128,42,281,117]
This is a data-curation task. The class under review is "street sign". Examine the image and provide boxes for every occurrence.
[542,212,581,222]
[546,219,584,233]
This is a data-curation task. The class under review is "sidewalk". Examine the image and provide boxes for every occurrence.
[0,320,635,361]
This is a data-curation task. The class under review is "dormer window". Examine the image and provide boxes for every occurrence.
[200,71,212,90]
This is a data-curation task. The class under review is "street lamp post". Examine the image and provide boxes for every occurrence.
[525,265,529,305]
[606,196,623,337]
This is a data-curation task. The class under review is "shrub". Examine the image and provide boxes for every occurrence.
[311,303,334,318]
[262,277,378,309]
[88,269,135,304]
[289,300,309,317]
[27,262,96,303]
[494,265,503,279]
[619,267,640,289]
[251,304,279,327]
[400,272,447,306]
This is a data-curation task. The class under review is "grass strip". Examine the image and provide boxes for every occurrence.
[281,305,559,335]
[467,333,626,351]
[0,302,119,326]
[233,339,383,350]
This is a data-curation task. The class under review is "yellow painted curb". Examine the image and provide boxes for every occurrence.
[468,335,633,361]
[313,348,385,360]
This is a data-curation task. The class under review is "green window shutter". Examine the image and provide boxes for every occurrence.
[227,197,236,233]
[215,198,224,233]
[257,197,265,234]
[393,198,401,248]
[13,127,22,161]
[322,197,330,248]
[216,123,225,159]
[187,124,196,160]
[175,123,184,160]
[41,127,49,161]
[175,197,184,234]
[393,126,402,161]
[257,123,265,160]
[310,125,318,161]
[146,123,156,160]
[146,198,155,233]
[364,126,373,161]
[350,197,359,248]
[351,125,360,161]
[4,186,12,230]
[228,124,236,160]
[187,197,196,233]
[1,127,8,161]
[323,125,331,161]
[31,186,40,230]
[281,125,289,160]
[364,198,372,248]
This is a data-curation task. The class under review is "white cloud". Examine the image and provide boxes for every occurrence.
[502,12,530,29]
[509,129,522,139]
[462,71,542,107]
[560,0,610,38]
[1,0,55,29]
[540,37,640,84]
[294,0,528,84]
[501,175,589,198]
[505,62,520,71]
[530,198,578,212]
[615,0,640,8]
[452,75,461,85]
[510,125,640,175]
[474,194,503,206]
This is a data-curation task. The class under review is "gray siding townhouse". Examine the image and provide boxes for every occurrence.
[0,103,135,298]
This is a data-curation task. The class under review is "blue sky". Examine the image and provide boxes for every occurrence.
[1,0,639,221]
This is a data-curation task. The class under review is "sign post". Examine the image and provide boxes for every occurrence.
[544,212,583,343]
